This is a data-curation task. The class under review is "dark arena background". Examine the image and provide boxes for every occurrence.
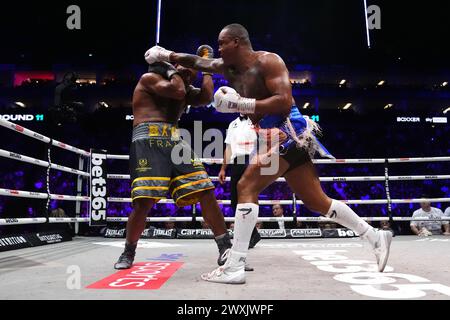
[0,0,449,308]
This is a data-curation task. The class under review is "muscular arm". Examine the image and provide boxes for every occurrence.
[170,53,225,74]
[410,224,420,235]
[444,223,450,233]
[222,144,232,167]
[253,53,293,116]
[140,73,186,100]
[186,74,214,107]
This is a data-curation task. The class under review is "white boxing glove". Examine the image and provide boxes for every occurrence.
[214,86,256,114]
[144,46,174,65]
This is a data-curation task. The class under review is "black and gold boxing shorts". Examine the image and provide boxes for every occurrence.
[129,122,214,207]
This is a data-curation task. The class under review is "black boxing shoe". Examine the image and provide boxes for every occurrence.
[248,227,261,249]
[216,233,254,271]
[114,251,135,269]
[215,233,232,266]
[114,242,137,270]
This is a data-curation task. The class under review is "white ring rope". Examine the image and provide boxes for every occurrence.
[107,173,450,182]
[0,217,90,226]
[3,215,448,226]
[2,193,449,224]
[107,197,450,205]
[0,148,90,177]
[0,188,90,202]
[0,218,47,226]
[0,118,90,157]
[106,154,129,160]
[105,154,450,164]
[45,139,52,214]
[105,216,450,223]
[1,120,449,226]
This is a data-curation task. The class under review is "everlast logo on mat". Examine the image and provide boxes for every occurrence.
[36,233,63,243]
[153,229,174,237]
[141,229,153,238]
[90,149,107,226]
[105,229,126,237]
[0,236,27,246]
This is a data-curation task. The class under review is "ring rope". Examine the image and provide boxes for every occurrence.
[384,159,395,233]
[106,197,450,205]
[0,118,90,157]
[106,173,450,182]
[0,188,90,202]
[104,216,450,223]
[1,120,449,226]
[0,149,90,177]
[2,189,448,205]
[105,154,450,164]
[2,215,449,226]
[45,139,52,218]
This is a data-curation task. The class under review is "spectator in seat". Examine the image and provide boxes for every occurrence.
[410,197,450,236]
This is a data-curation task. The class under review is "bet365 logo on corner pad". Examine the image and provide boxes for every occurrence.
[90,150,107,225]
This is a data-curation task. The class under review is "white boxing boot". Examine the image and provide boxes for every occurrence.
[201,249,246,284]
[363,228,393,272]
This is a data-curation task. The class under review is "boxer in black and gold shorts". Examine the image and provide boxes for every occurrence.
[130,122,214,207]
[114,45,235,271]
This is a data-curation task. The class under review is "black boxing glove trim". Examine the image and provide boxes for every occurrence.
[147,62,179,80]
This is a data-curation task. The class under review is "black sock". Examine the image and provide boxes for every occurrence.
[124,242,137,254]
[215,233,232,251]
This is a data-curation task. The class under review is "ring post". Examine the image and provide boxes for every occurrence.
[44,139,53,222]
[192,203,197,228]
[292,193,298,226]
[75,155,85,235]
[384,159,396,236]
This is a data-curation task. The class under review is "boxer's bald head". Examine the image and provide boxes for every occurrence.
[220,23,251,47]
[218,23,252,64]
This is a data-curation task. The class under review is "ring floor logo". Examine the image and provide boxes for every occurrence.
[93,240,184,248]
[294,249,450,299]
[87,262,183,290]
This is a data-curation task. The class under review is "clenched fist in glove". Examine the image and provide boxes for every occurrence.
[196,45,214,76]
[196,45,214,59]
[144,45,174,65]
[214,86,256,114]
